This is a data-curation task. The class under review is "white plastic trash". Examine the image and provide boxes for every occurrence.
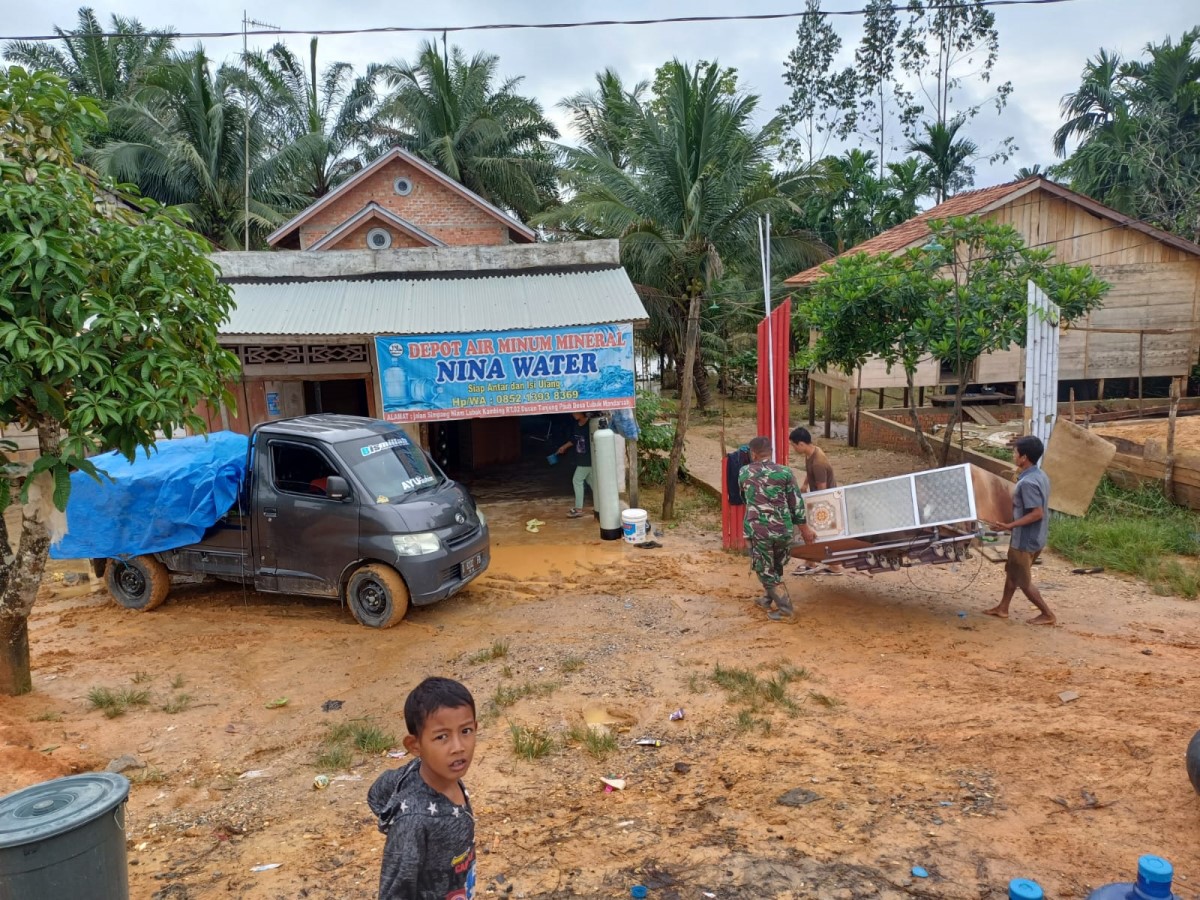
[622,509,649,544]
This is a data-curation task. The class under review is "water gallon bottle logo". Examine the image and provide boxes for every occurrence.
[387,342,405,358]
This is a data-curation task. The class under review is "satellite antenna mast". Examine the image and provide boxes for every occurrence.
[242,11,279,251]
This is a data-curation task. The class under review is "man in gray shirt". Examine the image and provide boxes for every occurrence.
[984,435,1056,625]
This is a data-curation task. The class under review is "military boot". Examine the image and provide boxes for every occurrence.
[766,583,796,622]
[753,585,774,610]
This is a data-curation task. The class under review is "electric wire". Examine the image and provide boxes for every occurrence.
[1,0,1087,43]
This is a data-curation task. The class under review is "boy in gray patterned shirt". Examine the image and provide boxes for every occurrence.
[368,677,478,899]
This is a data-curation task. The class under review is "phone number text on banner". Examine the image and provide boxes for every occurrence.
[375,324,635,423]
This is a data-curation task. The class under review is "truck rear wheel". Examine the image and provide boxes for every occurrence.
[346,564,410,629]
[106,556,171,611]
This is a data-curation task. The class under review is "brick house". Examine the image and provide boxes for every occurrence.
[204,148,646,475]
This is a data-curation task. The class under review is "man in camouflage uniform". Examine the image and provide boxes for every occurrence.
[738,436,816,622]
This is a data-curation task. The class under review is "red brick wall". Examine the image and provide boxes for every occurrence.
[858,409,1018,477]
[297,158,512,249]
[324,219,430,252]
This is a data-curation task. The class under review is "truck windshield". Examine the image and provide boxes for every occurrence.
[335,433,441,502]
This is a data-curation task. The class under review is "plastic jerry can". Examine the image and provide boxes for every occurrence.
[1087,855,1178,900]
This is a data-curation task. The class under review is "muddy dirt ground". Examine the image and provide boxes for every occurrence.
[3,435,1200,900]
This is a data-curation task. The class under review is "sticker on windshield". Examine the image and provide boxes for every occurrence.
[376,495,390,504]
[400,476,438,492]
[360,437,410,457]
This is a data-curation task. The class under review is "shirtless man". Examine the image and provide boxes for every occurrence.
[985,435,1056,626]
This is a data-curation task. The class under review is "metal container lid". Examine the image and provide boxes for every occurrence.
[0,773,130,848]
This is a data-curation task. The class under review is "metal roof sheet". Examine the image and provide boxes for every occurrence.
[221,267,648,336]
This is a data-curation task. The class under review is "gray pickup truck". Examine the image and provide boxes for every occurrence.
[99,415,490,628]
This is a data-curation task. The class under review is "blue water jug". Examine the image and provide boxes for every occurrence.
[1087,855,1178,900]
[1009,878,1044,900]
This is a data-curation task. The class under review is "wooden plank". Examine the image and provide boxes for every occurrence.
[963,405,999,426]
[1041,419,1117,516]
[969,464,1015,526]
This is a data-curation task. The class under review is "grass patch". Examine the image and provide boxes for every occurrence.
[974,444,1014,462]
[327,719,397,754]
[566,724,618,759]
[1047,477,1200,598]
[510,724,555,760]
[559,654,585,673]
[500,665,513,679]
[87,686,151,719]
[467,640,509,664]
[808,691,843,709]
[315,744,353,771]
[131,671,154,684]
[162,694,193,714]
[712,662,810,716]
[686,672,706,694]
[636,482,719,528]
[489,680,560,711]
[736,709,772,735]
[31,710,62,722]
[170,674,186,690]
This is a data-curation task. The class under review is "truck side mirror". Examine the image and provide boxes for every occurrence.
[325,476,351,501]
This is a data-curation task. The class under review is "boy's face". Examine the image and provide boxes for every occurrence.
[403,704,477,794]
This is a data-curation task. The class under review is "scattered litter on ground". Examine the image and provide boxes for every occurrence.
[635,738,662,748]
[264,697,289,709]
[387,749,407,758]
[673,762,691,774]
[332,774,362,782]
[912,866,929,878]
[312,775,330,790]
[1072,567,1104,575]
[321,699,344,712]
[1058,690,1081,704]
[239,769,270,779]
[601,776,626,792]
[669,708,685,721]
[106,754,144,774]
[250,864,282,873]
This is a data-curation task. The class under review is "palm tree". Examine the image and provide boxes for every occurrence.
[1056,28,1200,239]
[1014,164,1044,179]
[375,41,559,219]
[906,117,979,204]
[543,60,825,519]
[3,7,175,106]
[96,50,302,249]
[558,68,648,171]
[241,38,380,200]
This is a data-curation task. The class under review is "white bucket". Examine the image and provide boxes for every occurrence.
[621,508,649,544]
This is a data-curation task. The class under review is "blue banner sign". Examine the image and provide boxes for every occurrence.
[375,324,635,422]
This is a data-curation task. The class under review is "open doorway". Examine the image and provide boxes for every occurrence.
[304,379,369,417]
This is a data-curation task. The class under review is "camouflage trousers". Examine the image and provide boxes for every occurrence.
[748,534,791,587]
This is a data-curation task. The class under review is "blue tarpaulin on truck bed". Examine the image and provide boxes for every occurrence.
[50,431,249,560]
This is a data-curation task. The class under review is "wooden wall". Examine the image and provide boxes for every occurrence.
[826,188,1200,390]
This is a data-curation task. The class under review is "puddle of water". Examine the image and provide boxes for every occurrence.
[488,538,627,580]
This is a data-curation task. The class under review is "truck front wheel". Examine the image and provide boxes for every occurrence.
[346,564,410,629]
[106,556,171,611]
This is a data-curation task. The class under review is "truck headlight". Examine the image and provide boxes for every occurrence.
[392,533,441,556]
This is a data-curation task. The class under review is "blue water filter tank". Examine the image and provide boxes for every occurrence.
[1086,855,1178,900]
[1009,879,1044,900]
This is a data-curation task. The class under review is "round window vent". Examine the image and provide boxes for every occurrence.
[366,227,392,250]
[393,176,413,196]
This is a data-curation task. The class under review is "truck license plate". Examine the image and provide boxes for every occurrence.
[461,553,482,578]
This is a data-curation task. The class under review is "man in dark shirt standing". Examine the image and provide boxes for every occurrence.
[738,436,817,622]
[556,412,594,518]
[985,435,1056,625]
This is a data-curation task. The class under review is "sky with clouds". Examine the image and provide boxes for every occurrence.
[4,1,1196,187]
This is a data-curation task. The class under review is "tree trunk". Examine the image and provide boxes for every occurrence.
[0,422,60,696]
[938,373,970,467]
[663,291,703,520]
[906,368,939,466]
[693,353,711,411]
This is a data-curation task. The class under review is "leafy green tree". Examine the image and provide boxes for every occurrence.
[242,38,380,200]
[0,67,240,694]
[779,0,858,167]
[801,150,930,252]
[376,41,559,219]
[2,7,175,107]
[95,49,302,249]
[544,60,824,519]
[558,68,647,171]
[1055,29,1200,243]
[801,217,1109,466]
[906,117,979,203]
[854,0,915,179]
[897,0,1012,130]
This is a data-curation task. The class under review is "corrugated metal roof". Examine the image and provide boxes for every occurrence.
[221,267,648,336]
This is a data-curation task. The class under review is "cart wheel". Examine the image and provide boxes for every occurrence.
[106,556,170,611]
[346,564,410,629]
[1188,729,1200,796]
